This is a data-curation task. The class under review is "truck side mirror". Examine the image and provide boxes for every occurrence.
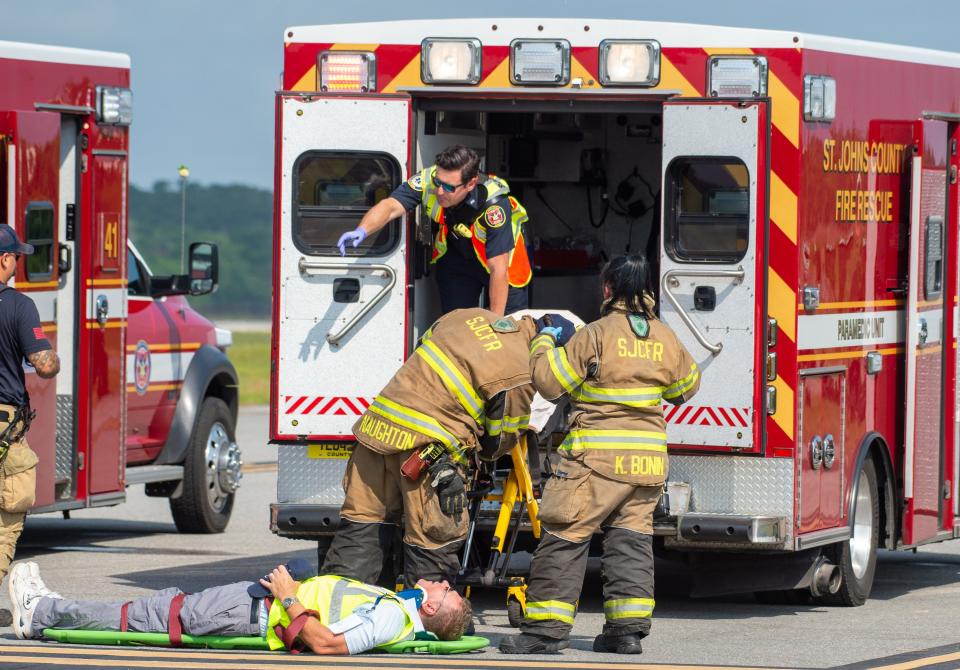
[188,242,218,296]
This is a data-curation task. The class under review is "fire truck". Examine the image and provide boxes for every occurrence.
[1,41,242,533]
[269,18,960,604]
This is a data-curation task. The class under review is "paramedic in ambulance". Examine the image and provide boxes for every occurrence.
[8,560,472,652]
[336,145,533,316]
[500,254,700,656]
[321,307,574,588]
[0,224,60,590]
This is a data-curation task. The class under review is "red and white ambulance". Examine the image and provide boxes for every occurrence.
[269,18,960,603]
[1,41,241,533]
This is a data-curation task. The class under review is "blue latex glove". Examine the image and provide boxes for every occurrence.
[337,228,367,256]
[539,326,562,342]
[535,313,577,346]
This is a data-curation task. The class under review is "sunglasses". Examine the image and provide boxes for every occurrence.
[432,174,465,194]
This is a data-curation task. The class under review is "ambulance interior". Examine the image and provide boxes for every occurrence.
[405,99,749,335]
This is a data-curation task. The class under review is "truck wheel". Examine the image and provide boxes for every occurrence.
[170,397,241,533]
[822,458,879,606]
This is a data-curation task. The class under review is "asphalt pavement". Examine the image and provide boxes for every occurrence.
[1,406,960,669]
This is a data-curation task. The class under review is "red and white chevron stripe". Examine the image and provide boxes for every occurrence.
[663,405,751,428]
[283,396,371,416]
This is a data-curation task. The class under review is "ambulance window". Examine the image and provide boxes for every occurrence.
[293,152,401,256]
[24,203,54,280]
[127,249,147,296]
[665,158,749,263]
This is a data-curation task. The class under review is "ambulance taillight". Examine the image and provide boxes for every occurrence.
[598,40,660,87]
[318,51,376,92]
[707,56,768,98]
[96,86,133,125]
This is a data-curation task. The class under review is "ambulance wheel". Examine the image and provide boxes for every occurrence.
[822,458,879,606]
[506,598,524,627]
[170,397,240,533]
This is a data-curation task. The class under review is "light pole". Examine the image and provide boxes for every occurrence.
[178,165,190,273]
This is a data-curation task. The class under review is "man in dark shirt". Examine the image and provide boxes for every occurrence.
[0,223,60,588]
[337,145,533,316]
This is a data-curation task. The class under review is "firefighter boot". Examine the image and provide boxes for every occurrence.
[593,631,644,654]
[499,632,570,654]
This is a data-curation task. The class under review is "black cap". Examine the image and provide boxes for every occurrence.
[247,558,316,598]
[0,225,33,255]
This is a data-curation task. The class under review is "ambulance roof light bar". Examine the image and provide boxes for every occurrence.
[598,40,660,87]
[510,38,570,86]
[804,75,837,122]
[96,86,132,126]
[318,51,376,92]
[707,56,768,98]
[421,38,482,85]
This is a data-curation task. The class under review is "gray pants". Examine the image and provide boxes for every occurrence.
[31,581,260,638]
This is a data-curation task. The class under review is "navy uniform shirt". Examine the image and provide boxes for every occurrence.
[0,285,51,406]
[391,175,514,280]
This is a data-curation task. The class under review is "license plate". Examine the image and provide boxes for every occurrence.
[307,443,353,459]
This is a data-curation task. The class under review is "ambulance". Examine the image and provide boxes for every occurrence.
[269,18,960,604]
[1,41,241,533]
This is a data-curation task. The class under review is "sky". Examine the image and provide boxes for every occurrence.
[6,1,960,190]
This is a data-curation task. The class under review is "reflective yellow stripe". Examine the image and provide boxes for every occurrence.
[604,597,655,619]
[368,396,468,465]
[529,333,554,355]
[526,600,576,624]
[485,414,530,437]
[574,382,664,408]
[415,340,484,423]
[546,347,583,394]
[560,429,668,452]
[663,363,699,400]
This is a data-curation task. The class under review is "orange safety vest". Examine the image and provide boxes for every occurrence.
[417,166,532,288]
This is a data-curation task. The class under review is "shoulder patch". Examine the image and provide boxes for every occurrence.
[491,317,519,333]
[407,173,423,192]
[628,314,649,339]
[484,205,507,228]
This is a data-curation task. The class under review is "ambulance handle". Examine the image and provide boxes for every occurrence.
[660,267,745,355]
[297,259,397,346]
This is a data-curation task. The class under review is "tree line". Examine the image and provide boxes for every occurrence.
[129,181,273,318]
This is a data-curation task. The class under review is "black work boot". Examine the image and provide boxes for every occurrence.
[593,631,643,654]
[499,633,570,654]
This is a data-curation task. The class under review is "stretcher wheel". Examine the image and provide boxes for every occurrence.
[506,598,524,628]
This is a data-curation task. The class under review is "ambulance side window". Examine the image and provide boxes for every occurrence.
[665,157,749,263]
[24,202,54,280]
[293,152,401,256]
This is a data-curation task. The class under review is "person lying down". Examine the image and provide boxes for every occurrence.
[8,560,471,655]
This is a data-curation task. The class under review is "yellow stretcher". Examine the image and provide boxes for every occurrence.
[458,433,545,627]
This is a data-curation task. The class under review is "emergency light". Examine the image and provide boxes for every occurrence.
[510,39,570,86]
[598,40,660,86]
[707,56,768,97]
[421,38,482,84]
[318,51,376,92]
[95,86,132,126]
[804,75,837,121]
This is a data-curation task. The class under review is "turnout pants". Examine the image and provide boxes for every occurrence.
[521,460,660,641]
[30,581,259,638]
[322,444,469,587]
[0,405,38,585]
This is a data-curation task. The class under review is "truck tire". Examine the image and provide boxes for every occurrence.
[170,397,241,533]
[822,457,879,606]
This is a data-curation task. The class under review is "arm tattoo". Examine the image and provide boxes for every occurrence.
[27,349,60,379]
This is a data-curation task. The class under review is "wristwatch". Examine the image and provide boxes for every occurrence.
[281,596,299,610]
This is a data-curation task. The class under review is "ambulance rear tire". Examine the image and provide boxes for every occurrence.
[822,458,879,606]
[170,397,238,534]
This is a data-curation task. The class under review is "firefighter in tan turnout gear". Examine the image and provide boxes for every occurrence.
[500,254,701,656]
[322,308,565,588]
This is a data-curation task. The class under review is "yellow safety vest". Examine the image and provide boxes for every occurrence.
[265,576,416,651]
[419,166,533,288]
